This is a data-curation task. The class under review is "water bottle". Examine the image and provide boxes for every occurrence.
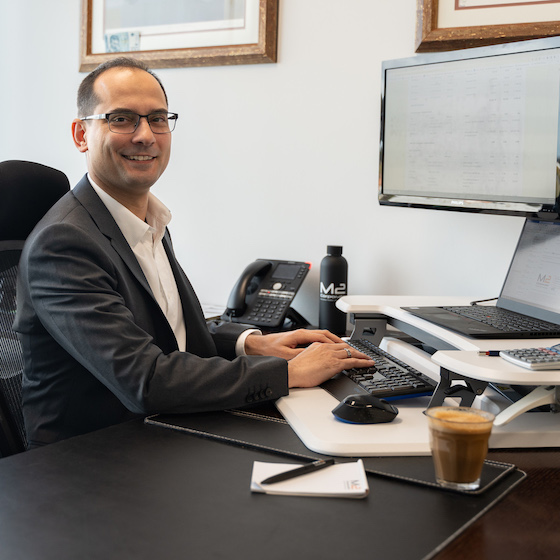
[319,245,348,335]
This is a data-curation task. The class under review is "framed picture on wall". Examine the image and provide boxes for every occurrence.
[79,0,278,71]
[416,0,560,52]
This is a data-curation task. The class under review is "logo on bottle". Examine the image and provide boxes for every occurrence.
[320,282,347,301]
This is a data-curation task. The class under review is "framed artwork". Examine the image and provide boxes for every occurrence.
[416,0,560,52]
[79,0,278,71]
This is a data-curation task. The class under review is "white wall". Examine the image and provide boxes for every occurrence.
[0,0,524,325]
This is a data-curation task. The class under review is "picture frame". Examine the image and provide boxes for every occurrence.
[79,0,278,72]
[416,0,560,52]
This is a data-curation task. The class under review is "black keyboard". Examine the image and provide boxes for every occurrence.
[442,305,560,333]
[321,338,437,402]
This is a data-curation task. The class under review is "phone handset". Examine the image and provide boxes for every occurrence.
[224,260,272,318]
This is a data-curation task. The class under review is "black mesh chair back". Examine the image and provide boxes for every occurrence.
[0,160,70,456]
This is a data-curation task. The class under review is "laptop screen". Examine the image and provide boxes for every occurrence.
[499,219,560,322]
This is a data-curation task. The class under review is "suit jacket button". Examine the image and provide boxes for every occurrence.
[265,388,273,398]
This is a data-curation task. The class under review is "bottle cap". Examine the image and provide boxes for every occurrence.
[326,245,343,256]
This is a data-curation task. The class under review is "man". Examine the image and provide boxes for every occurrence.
[14,58,374,448]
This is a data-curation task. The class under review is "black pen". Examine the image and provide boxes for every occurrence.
[478,350,501,356]
[260,459,335,485]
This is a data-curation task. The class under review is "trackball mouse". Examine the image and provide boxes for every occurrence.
[332,393,399,424]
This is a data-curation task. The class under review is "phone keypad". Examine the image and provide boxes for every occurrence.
[246,293,292,326]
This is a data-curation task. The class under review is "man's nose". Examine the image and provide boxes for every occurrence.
[132,116,156,142]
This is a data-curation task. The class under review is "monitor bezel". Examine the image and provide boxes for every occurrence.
[378,37,560,219]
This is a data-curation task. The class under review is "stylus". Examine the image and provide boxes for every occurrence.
[260,459,335,485]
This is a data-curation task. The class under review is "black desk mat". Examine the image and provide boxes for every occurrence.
[145,409,525,496]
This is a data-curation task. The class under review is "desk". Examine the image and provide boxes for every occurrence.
[0,418,556,560]
[437,447,560,559]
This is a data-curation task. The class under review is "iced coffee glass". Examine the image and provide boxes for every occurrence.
[425,406,495,491]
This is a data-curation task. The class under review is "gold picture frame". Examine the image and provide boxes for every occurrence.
[79,0,278,72]
[416,0,560,52]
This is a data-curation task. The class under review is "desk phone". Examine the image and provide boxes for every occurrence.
[222,259,310,329]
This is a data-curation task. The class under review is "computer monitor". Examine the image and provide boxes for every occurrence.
[379,37,560,218]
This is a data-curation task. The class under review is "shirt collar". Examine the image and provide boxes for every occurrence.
[88,175,172,248]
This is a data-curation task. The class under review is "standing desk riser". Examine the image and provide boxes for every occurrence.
[329,295,560,449]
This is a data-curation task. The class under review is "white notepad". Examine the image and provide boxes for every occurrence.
[250,460,369,498]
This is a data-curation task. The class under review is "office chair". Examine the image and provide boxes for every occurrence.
[0,160,70,456]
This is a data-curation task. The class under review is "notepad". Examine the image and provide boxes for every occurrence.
[250,459,369,498]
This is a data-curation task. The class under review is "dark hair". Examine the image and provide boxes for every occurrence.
[77,57,168,117]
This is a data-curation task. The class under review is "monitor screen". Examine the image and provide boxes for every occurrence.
[379,37,560,218]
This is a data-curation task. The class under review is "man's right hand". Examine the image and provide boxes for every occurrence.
[287,342,375,388]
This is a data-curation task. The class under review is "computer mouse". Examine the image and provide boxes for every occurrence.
[332,393,399,424]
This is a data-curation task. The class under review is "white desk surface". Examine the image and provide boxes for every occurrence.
[433,350,560,385]
[276,388,559,457]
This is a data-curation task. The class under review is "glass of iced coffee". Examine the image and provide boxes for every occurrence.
[425,406,495,491]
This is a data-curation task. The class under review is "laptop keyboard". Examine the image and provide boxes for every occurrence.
[335,339,436,400]
[442,306,560,333]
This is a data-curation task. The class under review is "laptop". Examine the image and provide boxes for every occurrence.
[402,219,560,339]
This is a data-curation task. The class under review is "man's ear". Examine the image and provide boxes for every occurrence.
[72,119,88,153]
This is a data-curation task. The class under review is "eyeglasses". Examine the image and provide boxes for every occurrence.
[81,112,179,134]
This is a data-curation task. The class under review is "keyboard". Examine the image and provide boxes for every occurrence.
[321,338,437,402]
[442,305,560,333]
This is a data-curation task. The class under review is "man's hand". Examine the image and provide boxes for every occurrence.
[244,328,343,360]
[244,329,375,389]
[286,342,375,388]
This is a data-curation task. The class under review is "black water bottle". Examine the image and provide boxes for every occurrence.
[319,245,348,335]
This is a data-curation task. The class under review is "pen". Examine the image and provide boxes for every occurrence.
[260,459,335,485]
[478,350,501,356]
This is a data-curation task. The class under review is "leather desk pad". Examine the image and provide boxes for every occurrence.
[145,409,525,496]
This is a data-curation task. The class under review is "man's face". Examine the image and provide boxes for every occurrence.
[74,67,171,200]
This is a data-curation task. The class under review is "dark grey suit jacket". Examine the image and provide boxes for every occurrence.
[14,176,288,447]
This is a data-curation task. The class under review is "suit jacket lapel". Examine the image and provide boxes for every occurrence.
[71,176,155,299]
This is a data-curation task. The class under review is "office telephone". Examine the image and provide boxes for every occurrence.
[221,259,310,330]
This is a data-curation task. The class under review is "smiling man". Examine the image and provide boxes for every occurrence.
[74,64,172,218]
[14,58,374,448]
